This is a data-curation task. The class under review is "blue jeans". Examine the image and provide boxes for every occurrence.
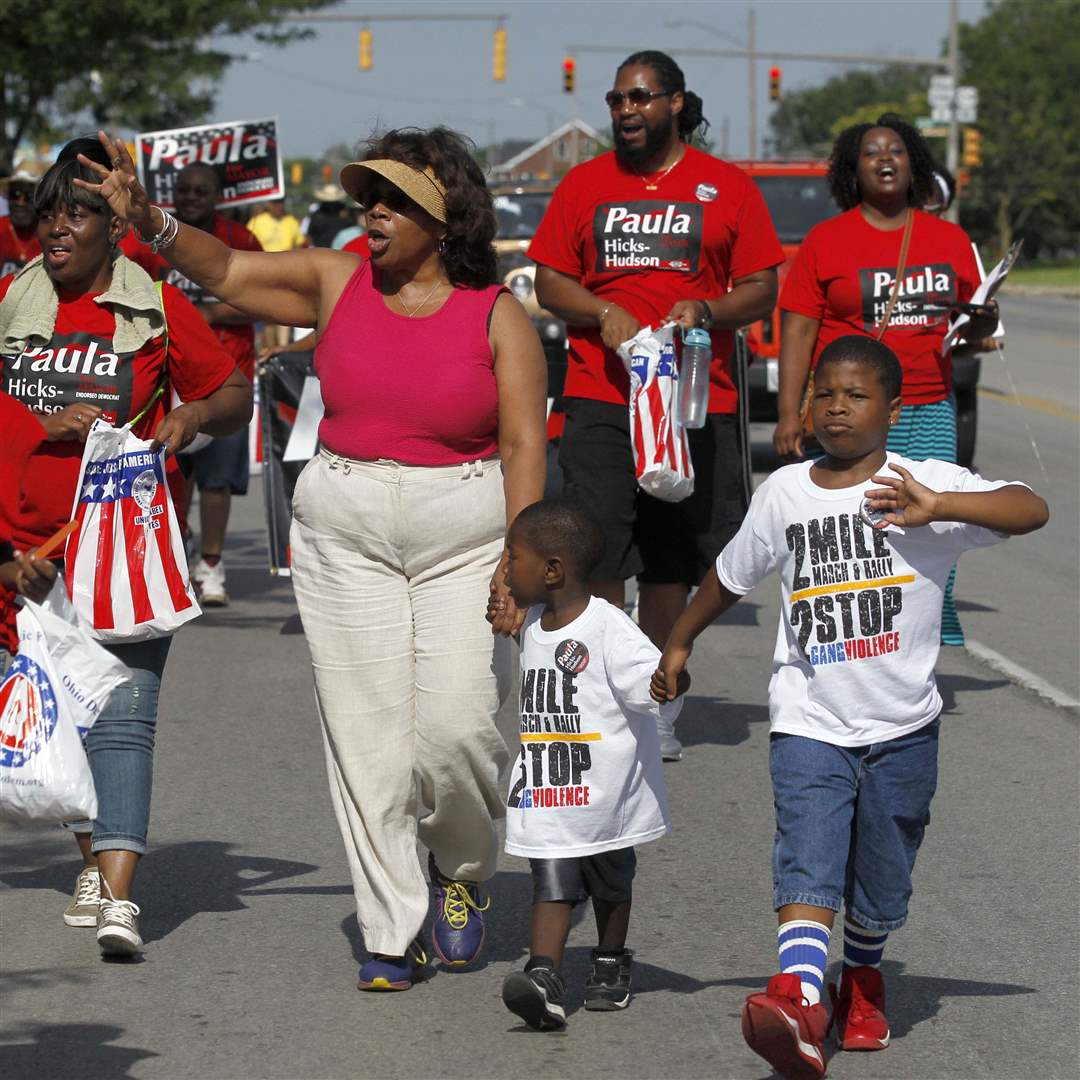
[69,637,172,855]
[769,720,941,931]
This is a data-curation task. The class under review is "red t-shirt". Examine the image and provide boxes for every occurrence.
[342,234,370,259]
[121,215,262,380]
[528,146,783,413]
[0,216,41,280]
[0,277,236,549]
[780,208,980,404]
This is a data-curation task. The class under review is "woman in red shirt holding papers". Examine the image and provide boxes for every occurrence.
[774,115,998,645]
[0,136,251,958]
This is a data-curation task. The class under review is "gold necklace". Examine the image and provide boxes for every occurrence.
[394,278,447,318]
[640,149,685,191]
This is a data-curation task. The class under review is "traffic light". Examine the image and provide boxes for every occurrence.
[290,161,303,185]
[563,56,576,94]
[768,66,782,102]
[962,127,983,167]
[358,27,372,71]
[492,26,507,82]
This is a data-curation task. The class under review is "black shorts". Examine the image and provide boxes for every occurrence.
[530,847,637,905]
[557,397,747,586]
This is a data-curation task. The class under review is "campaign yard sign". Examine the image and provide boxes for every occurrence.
[136,117,284,210]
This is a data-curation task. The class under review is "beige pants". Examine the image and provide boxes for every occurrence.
[290,451,511,955]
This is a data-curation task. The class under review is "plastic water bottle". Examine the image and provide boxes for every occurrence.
[677,327,711,429]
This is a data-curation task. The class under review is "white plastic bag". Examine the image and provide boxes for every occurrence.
[65,419,200,641]
[0,591,128,822]
[617,323,695,503]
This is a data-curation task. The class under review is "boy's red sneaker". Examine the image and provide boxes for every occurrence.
[741,973,830,1079]
[830,965,890,1051]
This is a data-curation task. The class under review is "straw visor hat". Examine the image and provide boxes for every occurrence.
[339,159,448,223]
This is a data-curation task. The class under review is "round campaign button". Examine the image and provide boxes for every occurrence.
[554,638,590,674]
[695,182,718,203]
[858,497,889,530]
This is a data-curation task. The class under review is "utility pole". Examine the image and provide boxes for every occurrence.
[945,0,960,222]
[747,7,757,159]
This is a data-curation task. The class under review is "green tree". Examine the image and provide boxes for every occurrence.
[0,0,332,171]
[766,65,930,157]
[958,0,1080,257]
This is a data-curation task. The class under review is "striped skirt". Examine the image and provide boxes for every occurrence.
[887,395,964,645]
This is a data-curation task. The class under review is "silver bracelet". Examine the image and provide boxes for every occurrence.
[147,206,179,253]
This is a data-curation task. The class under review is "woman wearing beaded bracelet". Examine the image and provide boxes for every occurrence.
[75,127,547,990]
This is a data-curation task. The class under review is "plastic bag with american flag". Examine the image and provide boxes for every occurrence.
[64,420,200,641]
[617,323,695,503]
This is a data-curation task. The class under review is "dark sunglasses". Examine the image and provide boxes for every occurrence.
[605,88,672,110]
[6,188,34,202]
[358,184,414,214]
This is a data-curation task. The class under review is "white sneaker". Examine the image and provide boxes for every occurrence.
[63,866,100,927]
[192,558,228,606]
[97,878,142,956]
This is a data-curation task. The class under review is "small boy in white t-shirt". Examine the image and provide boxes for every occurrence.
[488,499,688,1031]
[653,336,1048,1079]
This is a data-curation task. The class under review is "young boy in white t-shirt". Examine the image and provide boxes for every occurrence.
[653,335,1048,1079]
[488,499,688,1031]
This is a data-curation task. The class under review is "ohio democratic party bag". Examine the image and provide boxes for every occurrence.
[65,419,200,641]
[0,590,129,822]
[618,323,694,503]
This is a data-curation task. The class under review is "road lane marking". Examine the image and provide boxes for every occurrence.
[978,386,1080,421]
[965,639,1080,710]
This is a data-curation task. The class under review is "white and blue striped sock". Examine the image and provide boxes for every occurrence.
[777,920,831,1006]
[843,917,888,969]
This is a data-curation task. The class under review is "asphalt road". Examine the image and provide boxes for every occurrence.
[2,296,1077,1080]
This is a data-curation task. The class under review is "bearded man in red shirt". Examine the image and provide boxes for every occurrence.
[531,50,783,760]
[123,162,262,606]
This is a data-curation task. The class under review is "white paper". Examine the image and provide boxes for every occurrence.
[943,240,1022,352]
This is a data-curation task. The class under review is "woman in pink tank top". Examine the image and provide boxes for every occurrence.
[89,126,547,988]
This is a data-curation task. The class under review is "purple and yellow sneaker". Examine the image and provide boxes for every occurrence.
[429,853,490,968]
[356,939,428,992]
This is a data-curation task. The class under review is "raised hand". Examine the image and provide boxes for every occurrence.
[72,130,154,233]
[863,462,941,528]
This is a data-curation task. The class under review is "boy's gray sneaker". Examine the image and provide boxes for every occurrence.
[63,866,100,927]
[585,947,634,1010]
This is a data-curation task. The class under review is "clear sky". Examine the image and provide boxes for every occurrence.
[209,0,989,160]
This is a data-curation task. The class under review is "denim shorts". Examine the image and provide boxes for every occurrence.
[186,426,250,495]
[530,847,637,905]
[769,719,941,931]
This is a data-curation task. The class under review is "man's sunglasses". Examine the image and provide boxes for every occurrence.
[605,88,673,110]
